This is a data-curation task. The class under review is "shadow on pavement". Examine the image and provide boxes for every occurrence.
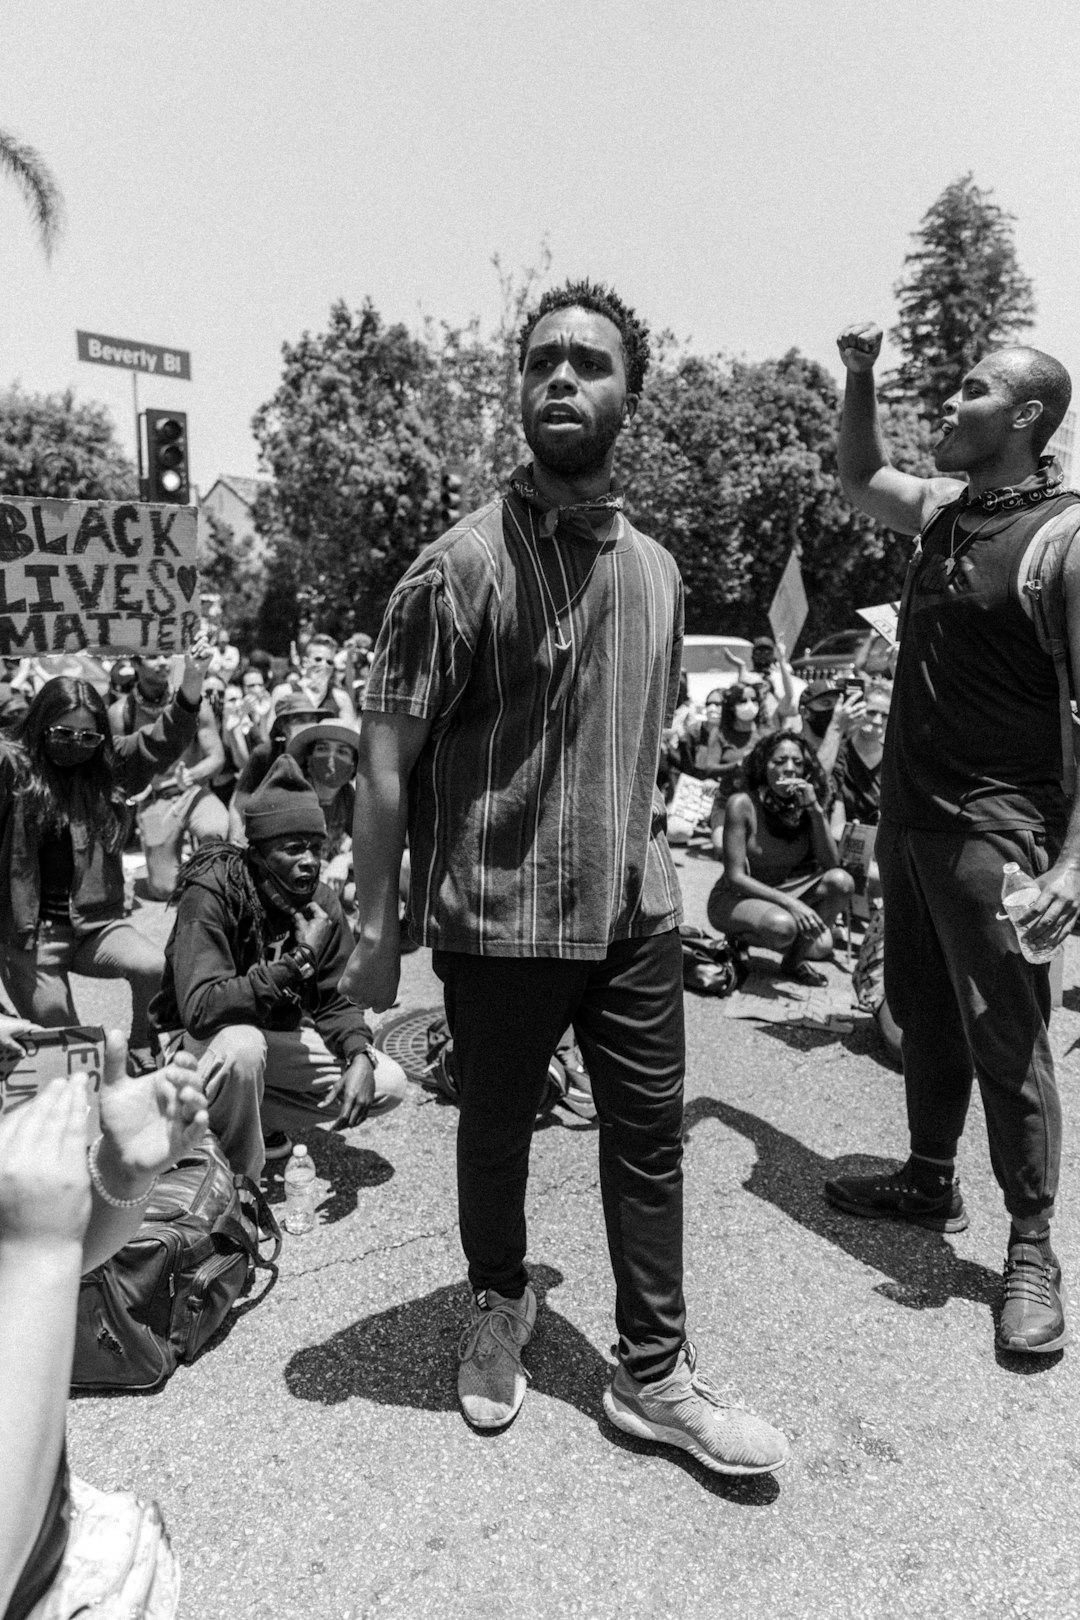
[756,1012,901,1073]
[284,1262,782,1499]
[684,1097,1000,1312]
[263,1134,395,1226]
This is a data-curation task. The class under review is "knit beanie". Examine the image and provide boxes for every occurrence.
[244,754,327,842]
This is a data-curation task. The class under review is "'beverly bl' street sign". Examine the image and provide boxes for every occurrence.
[76,330,191,381]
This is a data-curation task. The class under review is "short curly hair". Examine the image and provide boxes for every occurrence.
[744,729,829,806]
[517,278,651,396]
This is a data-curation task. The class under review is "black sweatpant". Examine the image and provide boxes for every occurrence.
[433,929,686,1383]
[879,821,1060,1223]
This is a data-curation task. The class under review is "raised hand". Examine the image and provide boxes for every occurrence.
[95,1031,209,1196]
[0,1075,92,1253]
[836,323,883,374]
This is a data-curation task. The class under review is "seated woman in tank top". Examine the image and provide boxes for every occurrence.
[707,731,853,986]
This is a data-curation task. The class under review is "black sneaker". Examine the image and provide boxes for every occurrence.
[263,1131,294,1162]
[824,1158,969,1232]
[996,1241,1068,1354]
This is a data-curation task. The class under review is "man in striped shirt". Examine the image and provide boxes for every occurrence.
[341,280,787,1477]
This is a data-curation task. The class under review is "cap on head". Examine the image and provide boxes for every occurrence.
[243,754,327,843]
[285,718,361,764]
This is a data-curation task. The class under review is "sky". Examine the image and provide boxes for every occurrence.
[2,0,1079,492]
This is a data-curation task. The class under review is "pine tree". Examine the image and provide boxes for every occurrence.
[886,174,1035,414]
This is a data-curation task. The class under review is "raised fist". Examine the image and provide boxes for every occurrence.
[836,323,883,374]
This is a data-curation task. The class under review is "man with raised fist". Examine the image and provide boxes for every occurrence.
[825,321,1079,1355]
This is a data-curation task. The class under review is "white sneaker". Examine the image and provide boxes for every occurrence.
[603,1341,788,1475]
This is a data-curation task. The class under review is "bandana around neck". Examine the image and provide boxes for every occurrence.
[963,456,1069,514]
[509,465,624,539]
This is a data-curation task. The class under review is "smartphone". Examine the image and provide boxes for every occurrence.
[0,1026,106,1138]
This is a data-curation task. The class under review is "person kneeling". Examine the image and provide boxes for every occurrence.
[707,730,853,987]
[150,756,406,1181]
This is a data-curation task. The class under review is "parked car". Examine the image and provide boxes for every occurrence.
[791,628,892,683]
[680,636,754,705]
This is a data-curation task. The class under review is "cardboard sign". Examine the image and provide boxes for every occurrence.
[0,1026,106,1137]
[839,821,878,920]
[856,601,901,647]
[768,550,809,655]
[0,497,199,657]
[668,775,719,829]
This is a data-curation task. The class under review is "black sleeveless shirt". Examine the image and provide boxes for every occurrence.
[881,491,1079,835]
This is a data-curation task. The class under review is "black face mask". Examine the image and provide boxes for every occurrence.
[801,709,833,739]
[45,740,100,769]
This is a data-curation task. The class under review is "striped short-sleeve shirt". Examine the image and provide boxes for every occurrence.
[363,474,685,959]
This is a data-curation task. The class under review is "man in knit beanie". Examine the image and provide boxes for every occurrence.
[150,755,406,1179]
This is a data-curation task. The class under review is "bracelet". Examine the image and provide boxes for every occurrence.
[87,1136,154,1210]
[289,945,317,981]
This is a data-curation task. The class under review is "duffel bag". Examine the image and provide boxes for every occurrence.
[73,1134,282,1392]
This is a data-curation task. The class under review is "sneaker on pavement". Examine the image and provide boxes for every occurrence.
[263,1131,294,1162]
[603,1342,788,1476]
[458,1285,537,1430]
[126,1045,159,1077]
[996,1241,1068,1354]
[824,1157,968,1232]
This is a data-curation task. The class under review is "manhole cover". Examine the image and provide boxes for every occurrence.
[375,1006,444,1079]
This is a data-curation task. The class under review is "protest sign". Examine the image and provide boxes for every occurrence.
[840,821,878,920]
[0,1026,106,1138]
[768,550,809,654]
[669,775,719,830]
[0,496,199,657]
[856,601,901,646]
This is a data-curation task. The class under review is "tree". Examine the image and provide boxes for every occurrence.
[422,245,553,510]
[887,174,1035,414]
[624,348,933,644]
[199,512,267,653]
[0,129,64,259]
[0,386,137,500]
[251,300,444,641]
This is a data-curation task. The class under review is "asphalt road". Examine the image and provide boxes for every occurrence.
[60,850,1080,1619]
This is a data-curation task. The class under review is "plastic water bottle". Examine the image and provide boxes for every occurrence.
[1001,862,1057,965]
[283,1144,317,1234]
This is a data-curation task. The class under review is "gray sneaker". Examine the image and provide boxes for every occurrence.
[457,1286,537,1429]
[603,1341,788,1476]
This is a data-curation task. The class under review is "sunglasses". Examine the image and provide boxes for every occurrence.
[46,725,103,748]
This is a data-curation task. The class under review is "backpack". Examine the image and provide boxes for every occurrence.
[72,1135,282,1392]
[679,925,746,997]
[423,1016,595,1121]
[898,496,1080,793]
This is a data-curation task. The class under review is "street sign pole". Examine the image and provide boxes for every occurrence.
[132,370,143,495]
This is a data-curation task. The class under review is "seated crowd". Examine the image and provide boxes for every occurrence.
[0,620,891,1617]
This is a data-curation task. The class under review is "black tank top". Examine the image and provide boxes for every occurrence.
[881,492,1078,834]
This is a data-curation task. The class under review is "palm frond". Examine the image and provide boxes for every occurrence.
[0,129,64,259]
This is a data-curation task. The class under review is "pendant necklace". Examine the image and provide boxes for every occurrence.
[943,508,1000,579]
[533,522,613,651]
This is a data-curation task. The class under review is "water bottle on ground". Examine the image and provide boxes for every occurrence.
[283,1144,317,1234]
[1001,862,1057,965]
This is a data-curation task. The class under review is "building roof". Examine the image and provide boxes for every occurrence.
[203,474,272,511]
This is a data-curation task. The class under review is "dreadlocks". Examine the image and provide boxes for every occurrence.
[171,842,270,955]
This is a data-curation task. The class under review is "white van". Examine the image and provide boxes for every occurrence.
[680,635,755,706]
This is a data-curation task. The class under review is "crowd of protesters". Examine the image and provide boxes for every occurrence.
[3,277,1077,1618]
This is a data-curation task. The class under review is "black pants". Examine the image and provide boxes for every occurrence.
[879,822,1060,1223]
[433,930,686,1383]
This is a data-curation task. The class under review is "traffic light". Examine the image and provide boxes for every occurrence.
[440,467,463,526]
[145,409,190,504]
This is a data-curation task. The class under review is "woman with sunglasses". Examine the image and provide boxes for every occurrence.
[0,641,212,1074]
